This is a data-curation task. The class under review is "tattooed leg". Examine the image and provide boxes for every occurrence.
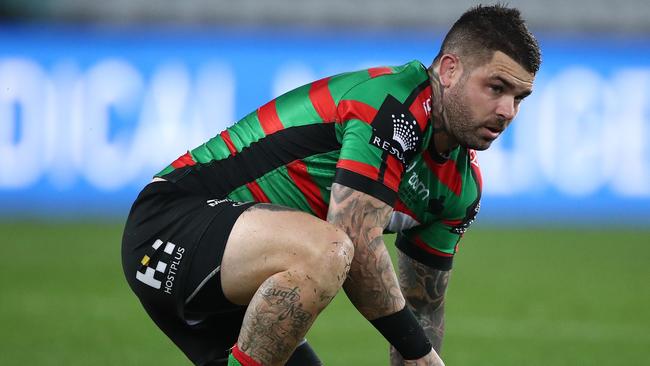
[236,243,352,366]
[220,203,354,365]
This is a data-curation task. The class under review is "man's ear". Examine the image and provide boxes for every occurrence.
[438,54,462,88]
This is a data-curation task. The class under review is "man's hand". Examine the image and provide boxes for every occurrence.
[404,349,445,366]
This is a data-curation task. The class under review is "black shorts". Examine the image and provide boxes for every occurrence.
[121,181,256,365]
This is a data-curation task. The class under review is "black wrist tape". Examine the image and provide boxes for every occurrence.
[369,306,432,360]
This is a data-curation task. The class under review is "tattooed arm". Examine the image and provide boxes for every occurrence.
[328,183,443,365]
[390,247,450,365]
[327,183,404,319]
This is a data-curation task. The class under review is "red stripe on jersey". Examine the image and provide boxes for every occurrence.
[368,67,393,78]
[257,100,284,135]
[469,149,483,189]
[287,160,328,219]
[338,100,378,124]
[408,85,432,131]
[337,159,379,180]
[246,181,270,203]
[395,199,419,221]
[309,77,338,123]
[423,151,462,196]
[414,236,454,257]
[171,152,196,169]
[383,155,404,192]
[220,130,237,155]
[442,219,463,226]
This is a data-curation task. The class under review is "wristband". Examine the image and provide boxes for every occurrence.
[369,306,432,359]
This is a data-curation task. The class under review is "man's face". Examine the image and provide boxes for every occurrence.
[442,51,534,150]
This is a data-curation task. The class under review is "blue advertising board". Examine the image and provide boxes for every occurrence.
[1,25,649,225]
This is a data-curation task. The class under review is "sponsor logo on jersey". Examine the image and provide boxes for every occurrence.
[136,239,185,295]
[370,95,422,163]
[450,201,480,235]
[405,162,430,201]
[407,171,430,201]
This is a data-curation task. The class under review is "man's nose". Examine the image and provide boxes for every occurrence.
[496,96,516,121]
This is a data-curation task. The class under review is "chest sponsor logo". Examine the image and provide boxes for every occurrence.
[135,239,185,295]
[407,170,430,201]
[370,95,422,163]
[405,162,430,201]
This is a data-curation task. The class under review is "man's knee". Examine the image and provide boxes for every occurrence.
[221,210,353,304]
[295,225,354,288]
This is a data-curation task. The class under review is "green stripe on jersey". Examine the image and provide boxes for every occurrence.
[192,135,232,164]
[275,83,323,126]
[337,119,383,169]
[327,70,374,104]
[227,184,255,202]
[302,152,339,204]
[260,168,314,213]
[340,62,429,109]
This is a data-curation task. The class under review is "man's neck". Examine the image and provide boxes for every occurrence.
[426,66,458,158]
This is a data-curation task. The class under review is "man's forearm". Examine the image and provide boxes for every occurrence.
[401,266,448,351]
[391,251,450,364]
[326,183,405,319]
[342,233,405,319]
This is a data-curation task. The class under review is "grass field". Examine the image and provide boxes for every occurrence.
[1,222,649,365]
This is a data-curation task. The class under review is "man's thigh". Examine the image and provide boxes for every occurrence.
[220,203,349,305]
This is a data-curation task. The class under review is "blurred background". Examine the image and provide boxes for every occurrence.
[1,0,648,365]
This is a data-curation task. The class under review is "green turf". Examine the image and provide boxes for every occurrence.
[1,222,649,365]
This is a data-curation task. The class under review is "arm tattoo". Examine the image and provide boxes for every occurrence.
[390,249,450,364]
[327,183,404,319]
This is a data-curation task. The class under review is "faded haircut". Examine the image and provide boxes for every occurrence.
[435,4,541,74]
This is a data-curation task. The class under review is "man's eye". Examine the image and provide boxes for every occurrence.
[490,85,504,94]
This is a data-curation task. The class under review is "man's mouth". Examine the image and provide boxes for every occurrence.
[482,125,503,140]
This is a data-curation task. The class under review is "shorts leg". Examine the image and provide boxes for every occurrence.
[122,182,255,365]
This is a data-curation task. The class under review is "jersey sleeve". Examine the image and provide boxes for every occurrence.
[395,223,461,270]
[333,92,425,206]
[396,199,481,270]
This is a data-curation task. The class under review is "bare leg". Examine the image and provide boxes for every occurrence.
[221,204,353,365]
[237,275,324,364]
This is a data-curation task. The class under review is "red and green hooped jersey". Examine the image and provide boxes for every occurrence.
[156,60,482,269]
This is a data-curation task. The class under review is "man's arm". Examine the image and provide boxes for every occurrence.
[327,183,403,318]
[390,248,450,365]
[327,183,443,365]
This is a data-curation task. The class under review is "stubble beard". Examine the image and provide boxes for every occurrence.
[443,80,493,151]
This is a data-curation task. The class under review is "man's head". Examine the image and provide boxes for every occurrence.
[431,4,541,151]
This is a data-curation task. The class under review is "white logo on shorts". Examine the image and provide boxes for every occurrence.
[136,239,185,294]
[207,198,247,207]
[207,198,231,207]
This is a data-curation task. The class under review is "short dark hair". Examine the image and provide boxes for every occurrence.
[435,4,541,74]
